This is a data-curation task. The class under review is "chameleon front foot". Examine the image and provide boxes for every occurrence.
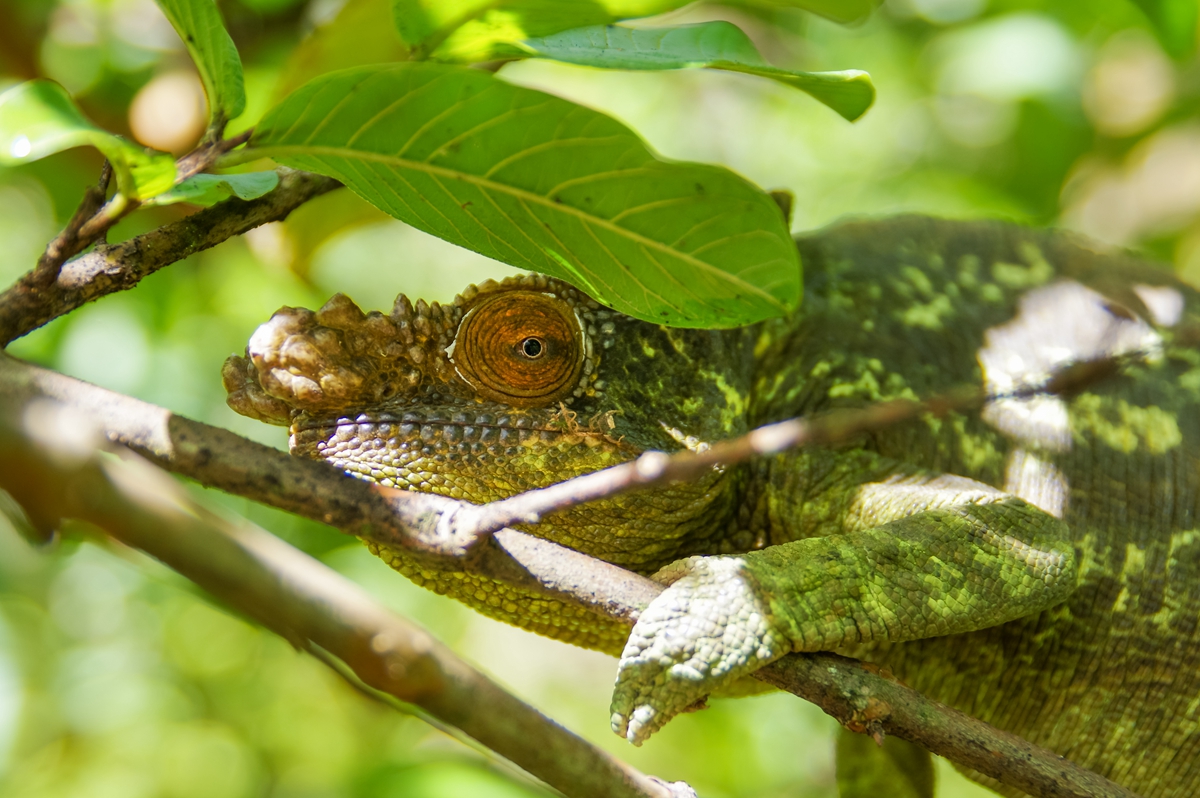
[610,556,792,745]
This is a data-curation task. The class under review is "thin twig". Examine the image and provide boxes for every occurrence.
[450,355,1134,546]
[20,129,257,307]
[0,169,340,346]
[175,128,253,183]
[0,353,1141,798]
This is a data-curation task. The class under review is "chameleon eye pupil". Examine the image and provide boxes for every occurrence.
[520,337,544,359]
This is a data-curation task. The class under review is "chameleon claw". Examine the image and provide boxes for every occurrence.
[609,556,792,743]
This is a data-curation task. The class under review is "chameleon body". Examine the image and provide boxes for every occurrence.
[224,217,1200,796]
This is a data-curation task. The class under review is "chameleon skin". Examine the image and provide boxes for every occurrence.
[225,217,1200,797]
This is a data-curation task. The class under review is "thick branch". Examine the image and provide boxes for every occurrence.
[0,169,340,346]
[0,402,679,798]
[0,354,1140,798]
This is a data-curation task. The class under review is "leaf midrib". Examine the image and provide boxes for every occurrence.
[254,143,792,310]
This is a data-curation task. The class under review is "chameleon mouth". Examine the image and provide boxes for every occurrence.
[293,409,582,444]
[288,406,638,497]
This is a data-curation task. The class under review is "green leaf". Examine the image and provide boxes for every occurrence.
[144,171,279,207]
[155,0,246,125]
[0,80,175,201]
[516,20,768,67]
[247,64,799,327]
[517,22,874,121]
[392,0,687,62]
[392,0,879,62]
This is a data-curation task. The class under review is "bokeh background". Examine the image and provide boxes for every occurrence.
[0,0,1197,796]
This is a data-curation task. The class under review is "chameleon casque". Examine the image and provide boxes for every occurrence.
[223,216,1200,797]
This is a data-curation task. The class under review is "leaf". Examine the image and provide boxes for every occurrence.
[144,171,279,207]
[516,20,768,67]
[0,80,176,201]
[517,22,874,121]
[247,64,799,327]
[392,0,687,61]
[392,0,880,62]
[275,0,410,102]
[155,0,246,125]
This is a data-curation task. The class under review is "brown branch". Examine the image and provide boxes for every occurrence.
[0,400,680,798]
[0,169,340,346]
[25,131,260,290]
[0,353,1141,798]
[755,656,1138,798]
[175,129,253,183]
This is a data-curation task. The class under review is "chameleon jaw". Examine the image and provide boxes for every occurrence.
[289,403,634,500]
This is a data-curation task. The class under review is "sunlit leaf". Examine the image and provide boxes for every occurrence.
[392,0,880,62]
[144,171,279,207]
[247,64,799,327]
[517,22,875,121]
[516,20,768,67]
[155,0,246,126]
[392,0,686,61]
[0,80,175,201]
[275,0,410,101]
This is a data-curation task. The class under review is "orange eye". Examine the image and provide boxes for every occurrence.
[451,291,584,406]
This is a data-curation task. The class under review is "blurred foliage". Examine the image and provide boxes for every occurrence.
[0,0,1197,796]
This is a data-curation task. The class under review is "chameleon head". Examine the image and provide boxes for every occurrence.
[223,274,747,569]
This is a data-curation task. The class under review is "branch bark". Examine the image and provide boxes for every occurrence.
[0,354,1141,798]
[0,398,682,798]
[0,168,340,346]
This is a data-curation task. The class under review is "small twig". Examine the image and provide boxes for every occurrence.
[0,169,340,346]
[174,128,253,183]
[452,355,1134,546]
[21,129,257,305]
[31,160,113,285]
[93,161,114,244]
[0,354,1144,798]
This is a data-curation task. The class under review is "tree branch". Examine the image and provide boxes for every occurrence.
[0,353,1141,798]
[0,399,684,798]
[24,132,257,291]
[0,168,340,346]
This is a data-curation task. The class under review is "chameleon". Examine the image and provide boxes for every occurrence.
[223,216,1200,797]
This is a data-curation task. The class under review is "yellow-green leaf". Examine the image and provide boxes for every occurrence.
[518,22,875,121]
[155,0,246,125]
[0,80,175,201]
[144,171,279,207]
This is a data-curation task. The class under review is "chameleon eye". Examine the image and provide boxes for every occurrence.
[451,291,584,406]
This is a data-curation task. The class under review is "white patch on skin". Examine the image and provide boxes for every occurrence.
[1005,447,1068,518]
[978,280,1161,450]
[981,279,1166,518]
[1133,284,1184,327]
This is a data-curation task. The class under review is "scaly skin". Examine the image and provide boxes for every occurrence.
[225,216,1200,797]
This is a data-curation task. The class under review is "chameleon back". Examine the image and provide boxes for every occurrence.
[774,218,1200,795]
